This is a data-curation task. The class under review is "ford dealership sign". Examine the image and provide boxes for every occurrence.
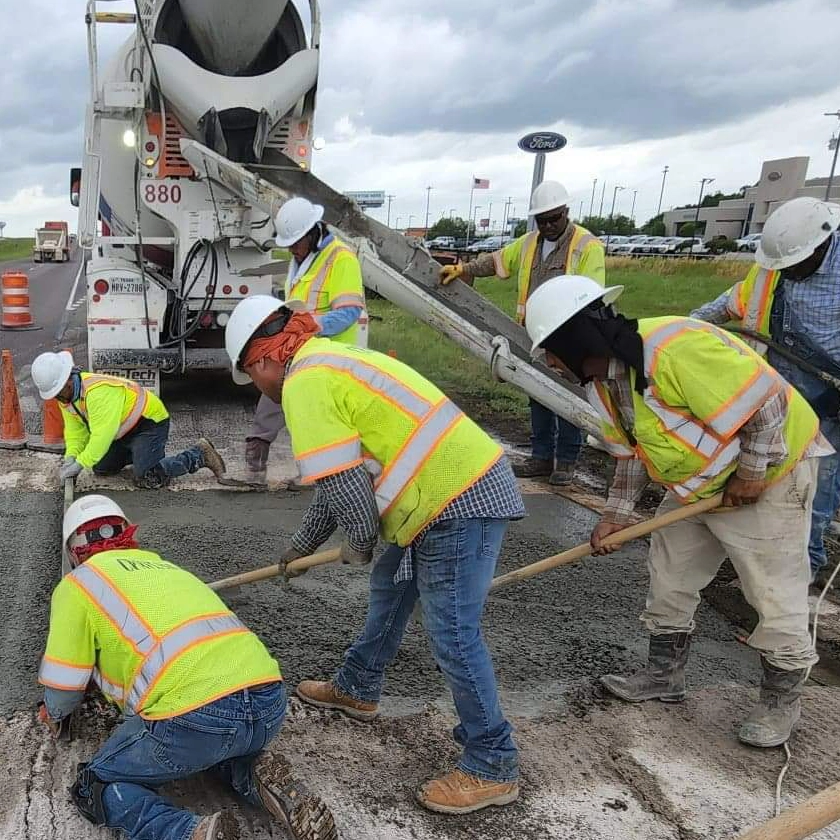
[518,132,567,153]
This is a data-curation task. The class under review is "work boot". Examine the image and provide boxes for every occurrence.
[190,811,239,840]
[295,680,379,721]
[738,658,808,748]
[245,437,270,486]
[600,633,690,703]
[253,752,337,840]
[548,461,576,486]
[198,438,227,479]
[416,769,519,815]
[512,457,553,478]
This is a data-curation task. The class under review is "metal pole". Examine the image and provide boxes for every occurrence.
[396,216,401,229]
[589,178,597,217]
[693,178,714,241]
[487,201,493,234]
[526,153,546,233]
[579,200,584,219]
[656,166,669,216]
[466,181,475,247]
[824,111,840,201]
[598,181,606,217]
[386,194,395,227]
[630,190,638,221]
[606,186,623,249]
[449,208,456,218]
[424,186,432,232]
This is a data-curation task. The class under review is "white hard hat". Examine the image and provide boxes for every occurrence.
[63,494,129,552]
[755,197,840,270]
[31,351,74,400]
[528,180,571,217]
[274,197,324,247]
[525,275,624,352]
[225,295,287,384]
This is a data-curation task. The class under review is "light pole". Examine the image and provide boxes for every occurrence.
[598,181,606,217]
[692,178,714,243]
[589,178,597,217]
[424,186,433,232]
[472,206,482,241]
[502,197,513,234]
[396,216,402,230]
[579,200,584,219]
[0,221,5,239]
[824,110,840,201]
[449,208,456,218]
[487,201,493,234]
[386,194,395,227]
[656,165,669,216]
[630,189,638,222]
[606,186,624,249]
[408,214,416,230]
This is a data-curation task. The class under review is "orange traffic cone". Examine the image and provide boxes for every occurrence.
[0,349,27,449]
[28,398,65,453]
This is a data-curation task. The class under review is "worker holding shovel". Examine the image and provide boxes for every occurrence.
[526,275,831,749]
[224,295,525,815]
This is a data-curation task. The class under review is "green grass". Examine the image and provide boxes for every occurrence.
[0,238,34,262]
[368,257,744,425]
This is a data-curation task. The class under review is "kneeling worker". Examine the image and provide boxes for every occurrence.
[526,275,829,748]
[31,351,226,488]
[39,493,335,840]
[225,296,525,814]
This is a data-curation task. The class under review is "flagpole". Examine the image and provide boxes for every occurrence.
[466,178,475,248]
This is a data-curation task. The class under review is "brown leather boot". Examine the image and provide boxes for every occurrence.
[295,680,378,721]
[416,769,519,815]
[511,457,553,478]
[198,438,227,479]
[190,811,239,840]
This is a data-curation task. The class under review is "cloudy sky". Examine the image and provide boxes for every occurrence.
[1,0,839,237]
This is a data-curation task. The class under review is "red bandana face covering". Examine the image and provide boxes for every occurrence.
[70,517,140,564]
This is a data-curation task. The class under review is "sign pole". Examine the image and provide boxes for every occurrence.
[526,153,546,233]
[466,180,475,248]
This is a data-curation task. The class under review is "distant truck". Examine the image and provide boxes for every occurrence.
[33,221,70,263]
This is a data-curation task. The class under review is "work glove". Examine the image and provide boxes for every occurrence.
[59,457,83,482]
[439,264,465,286]
[37,702,72,741]
[279,545,305,579]
[340,540,373,567]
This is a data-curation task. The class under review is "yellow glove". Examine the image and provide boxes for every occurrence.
[439,264,465,286]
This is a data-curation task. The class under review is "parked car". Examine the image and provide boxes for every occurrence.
[427,236,457,249]
[466,236,510,252]
[735,232,762,252]
[603,235,629,254]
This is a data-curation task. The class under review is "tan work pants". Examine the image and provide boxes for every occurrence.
[642,458,819,671]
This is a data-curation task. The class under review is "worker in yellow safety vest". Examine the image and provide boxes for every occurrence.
[38,493,335,840]
[690,197,840,583]
[526,274,831,750]
[440,180,605,487]
[30,351,226,489]
[225,295,526,816]
[244,196,368,485]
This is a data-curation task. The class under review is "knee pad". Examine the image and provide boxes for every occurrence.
[69,763,108,826]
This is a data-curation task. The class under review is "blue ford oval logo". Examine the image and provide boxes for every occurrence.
[518,132,567,153]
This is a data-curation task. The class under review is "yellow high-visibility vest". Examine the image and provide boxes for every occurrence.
[589,316,818,502]
[724,263,780,351]
[282,338,503,546]
[39,549,281,719]
[284,237,367,345]
[491,226,605,324]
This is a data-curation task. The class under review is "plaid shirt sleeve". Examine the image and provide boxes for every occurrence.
[603,457,650,525]
[736,387,788,481]
[291,465,379,555]
[690,290,734,325]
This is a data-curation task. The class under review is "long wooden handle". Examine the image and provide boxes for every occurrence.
[490,493,724,592]
[208,548,342,592]
[735,781,840,840]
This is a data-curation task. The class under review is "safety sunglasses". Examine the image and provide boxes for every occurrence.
[535,209,567,226]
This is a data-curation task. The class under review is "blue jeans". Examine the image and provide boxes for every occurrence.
[334,518,518,782]
[809,416,840,575]
[529,399,582,464]
[94,418,203,486]
[81,682,286,840]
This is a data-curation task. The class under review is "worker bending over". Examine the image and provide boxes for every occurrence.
[440,181,604,486]
[526,275,829,748]
[245,197,367,484]
[39,494,335,840]
[225,296,525,815]
[691,197,840,582]
[31,352,225,489]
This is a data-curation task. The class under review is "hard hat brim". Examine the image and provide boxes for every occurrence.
[231,366,252,386]
[39,351,74,400]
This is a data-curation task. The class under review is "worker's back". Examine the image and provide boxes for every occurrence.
[41,549,280,719]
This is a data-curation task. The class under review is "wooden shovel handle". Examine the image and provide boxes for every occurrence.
[208,548,342,592]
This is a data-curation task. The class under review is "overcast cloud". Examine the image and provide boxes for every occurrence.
[1,0,839,235]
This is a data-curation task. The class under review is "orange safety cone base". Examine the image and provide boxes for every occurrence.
[27,398,64,452]
[0,348,28,448]
[0,325,42,332]
[26,436,64,453]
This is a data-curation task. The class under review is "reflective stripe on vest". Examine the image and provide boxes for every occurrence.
[93,667,125,702]
[75,375,147,439]
[72,564,157,656]
[297,436,363,481]
[331,292,365,309]
[125,613,245,712]
[288,353,434,418]
[374,399,463,516]
[743,268,776,334]
[671,438,742,500]
[644,318,779,438]
[587,382,635,457]
[306,245,354,310]
[39,656,91,690]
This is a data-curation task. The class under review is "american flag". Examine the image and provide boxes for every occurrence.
[473,177,490,189]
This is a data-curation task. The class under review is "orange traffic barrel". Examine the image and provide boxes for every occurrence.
[1,272,38,330]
